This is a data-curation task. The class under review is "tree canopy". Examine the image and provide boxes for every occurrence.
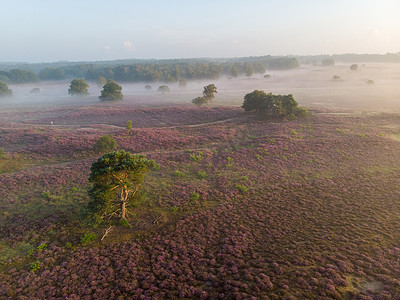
[191,84,217,106]
[88,151,159,223]
[0,81,12,97]
[93,135,118,153]
[68,78,89,96]
[242,90,308,119]
[99,80,123,101]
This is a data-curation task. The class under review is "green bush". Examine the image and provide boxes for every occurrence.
[93,135,117,153]
[190,192,200,202]
[197,171,207,179]
[80,233,97,245]
[29,260,41,272]
[236,185,248,193]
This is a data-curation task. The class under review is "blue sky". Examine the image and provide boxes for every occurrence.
[1,0,399,62]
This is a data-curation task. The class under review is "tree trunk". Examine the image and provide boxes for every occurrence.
[121,201,126,220]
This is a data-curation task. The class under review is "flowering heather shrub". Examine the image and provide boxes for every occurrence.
[2,110,400,298]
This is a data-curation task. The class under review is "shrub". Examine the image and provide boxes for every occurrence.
[189,152,203,162]
[37,243,47,251]
[236,185,248,193]
[173,170,184,177]
[81,233,97,245]
[29,260,41,272]
[0,148,5,159]
[93,135,117,153]
[190,192,200,202]
[197,171,207,179]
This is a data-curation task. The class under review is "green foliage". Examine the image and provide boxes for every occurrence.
[6,69,39,84]
[41,191,51,200]
[93,135,117,153]
[242,90,309,119]
[290,129,298,136]
[29,260,41,272]
[119,219,129,227]
[191,84,217,106]
[189,152,203,162]
[203,84,217,100]
[241,176,249,181]
[173,170,185,177]
[235,185,248,193]
[68,78,89,95]
[191,96,208,106]
[172,206,179,213]
[190,192,200,202]
[65,242,72,249]
[37,243,47,251]
[38,67,65,80]
[80,233,97,245]
[197,171,207,179]
[99,80,123,101]
[126,120,133,131]
[0,148,5,159]
[88,150,159,223]
[0,81,12,97]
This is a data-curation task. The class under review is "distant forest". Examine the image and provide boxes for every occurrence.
[0,53,399,84]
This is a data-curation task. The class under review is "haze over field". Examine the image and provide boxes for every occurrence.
[1,0,400,62]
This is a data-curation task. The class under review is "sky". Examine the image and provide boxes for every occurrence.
[1,0,400,63]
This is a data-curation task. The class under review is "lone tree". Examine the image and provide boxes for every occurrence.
[350,64,358,71]
[68,78,89,96]
[203,84,217,100]
[93,135,118,153]
[88,151,159,222]
[242,90,308,119]
[0,81,12,97]
[157,85,170,93]
[99,80,123,101]
[191,84,217,106]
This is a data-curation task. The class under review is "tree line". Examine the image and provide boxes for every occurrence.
[0,56,299,84]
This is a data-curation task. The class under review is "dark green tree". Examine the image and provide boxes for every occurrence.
[93,135,117,153]
[242,90,308,119]
[38,68,65,80]
[99,80,123,101]
[203,84,217,100]
[88,151,159,222]
[0,81,12,97]
[241,90,267,112]
[68,79,89,96]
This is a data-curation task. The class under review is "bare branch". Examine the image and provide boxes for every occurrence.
[101,226,114,241]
